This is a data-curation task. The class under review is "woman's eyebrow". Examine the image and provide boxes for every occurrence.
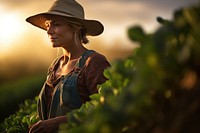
[45,20,60,25]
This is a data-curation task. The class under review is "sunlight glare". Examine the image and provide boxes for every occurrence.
[0,13,25,52]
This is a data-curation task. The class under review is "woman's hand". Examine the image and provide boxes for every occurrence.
[29,116,67,133]
[29,120,58,133]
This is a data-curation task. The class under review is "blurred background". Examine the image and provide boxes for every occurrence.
[0,0,199,121]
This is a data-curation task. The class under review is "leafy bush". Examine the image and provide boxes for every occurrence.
[59,4,200,133]
[0,97,39,133]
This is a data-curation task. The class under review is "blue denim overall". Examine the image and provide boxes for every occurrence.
[38,50,95,120]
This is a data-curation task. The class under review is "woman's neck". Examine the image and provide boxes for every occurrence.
[61,45,87,64]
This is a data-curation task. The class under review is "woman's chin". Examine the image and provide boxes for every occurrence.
[52,43,60,48]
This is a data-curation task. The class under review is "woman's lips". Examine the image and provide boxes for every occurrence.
[50,38,58,42]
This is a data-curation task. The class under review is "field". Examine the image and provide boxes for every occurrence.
[0,72,46,122]
[1,3,200,132]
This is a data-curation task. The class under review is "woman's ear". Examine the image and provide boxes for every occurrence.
[74,29,81,45]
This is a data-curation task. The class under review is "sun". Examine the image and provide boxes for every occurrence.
[0,12,25,52]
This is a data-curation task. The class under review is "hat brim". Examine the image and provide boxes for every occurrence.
[26,11,104,36]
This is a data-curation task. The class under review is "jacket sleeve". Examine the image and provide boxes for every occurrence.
[84,53,111,94]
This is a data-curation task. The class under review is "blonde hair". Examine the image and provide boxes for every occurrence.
[64,18,89,44]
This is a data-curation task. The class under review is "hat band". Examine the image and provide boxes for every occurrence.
[50,9,73,16]
[63,18,84,29]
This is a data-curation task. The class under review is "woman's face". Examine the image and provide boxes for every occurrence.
[45,16,75,48]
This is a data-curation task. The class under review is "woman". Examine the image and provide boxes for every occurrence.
[26,0,110,132]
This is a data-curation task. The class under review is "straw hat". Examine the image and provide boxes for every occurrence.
[26,0,104,36]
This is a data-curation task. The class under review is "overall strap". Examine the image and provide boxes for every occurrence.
[76,50,95,69]
[47,56,62,75]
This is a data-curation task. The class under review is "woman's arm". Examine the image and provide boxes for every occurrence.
[85,53,111,94]
[29,115,67,133]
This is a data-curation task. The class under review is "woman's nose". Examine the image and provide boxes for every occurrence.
[47,25,54,35]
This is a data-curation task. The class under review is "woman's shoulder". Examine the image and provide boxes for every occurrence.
[85,50,111,68]
[87,51,108,62]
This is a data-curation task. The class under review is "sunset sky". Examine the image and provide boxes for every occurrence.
[0,0,199,69]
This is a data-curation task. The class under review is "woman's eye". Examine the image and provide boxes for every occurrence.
[45,21,62,29]
[45,21,50,28]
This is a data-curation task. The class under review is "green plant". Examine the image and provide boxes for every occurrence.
[0,97,39,133]
[59,3,200,133]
